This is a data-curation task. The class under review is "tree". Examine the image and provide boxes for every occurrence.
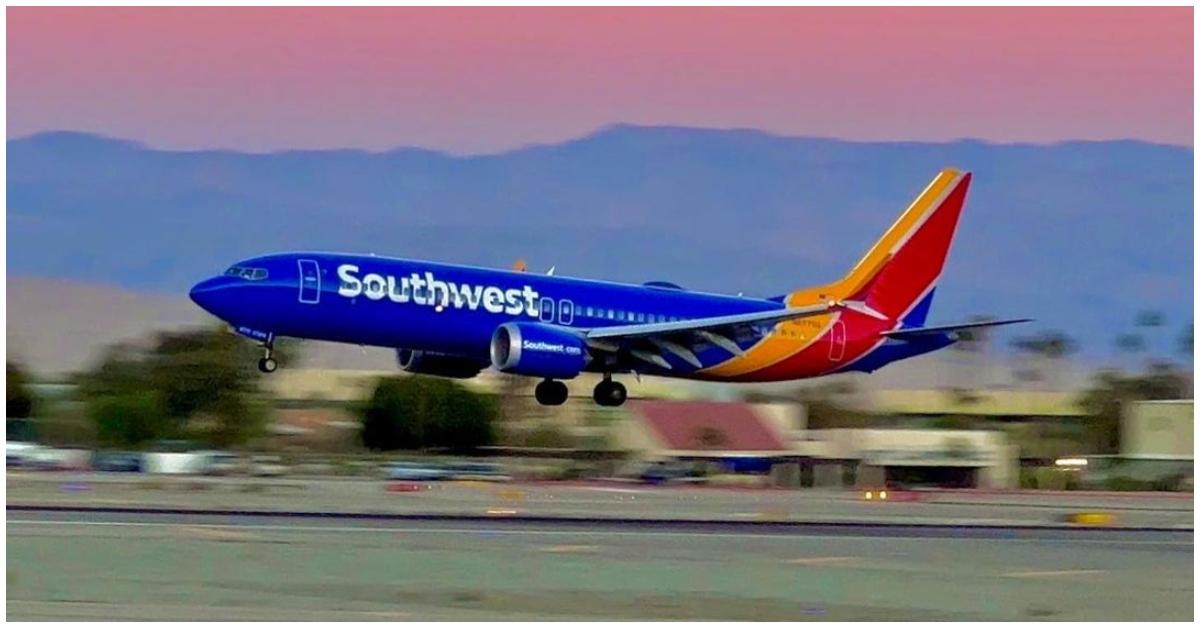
[1115,332,1146,355]
[75,327,289,447]
[1011,330,1077,360]
[1078,364,1190,453]
[91,391,165,447]
[7,362,35,419]
[1011,330,1078,387]
[953,314,997,353]
[1135,310,1165,329]
[361,376,496,452]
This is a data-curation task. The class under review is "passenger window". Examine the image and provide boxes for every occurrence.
[586,306,594,317]
[607,309,615,319]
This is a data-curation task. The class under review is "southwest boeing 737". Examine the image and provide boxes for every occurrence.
[190,168,1027,407]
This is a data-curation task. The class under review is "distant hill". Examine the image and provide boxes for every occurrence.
[7,125,1194,361]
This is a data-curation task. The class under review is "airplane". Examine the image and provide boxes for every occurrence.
[189,168,1028,407]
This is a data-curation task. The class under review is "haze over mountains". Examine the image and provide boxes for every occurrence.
[7,125,1193,370]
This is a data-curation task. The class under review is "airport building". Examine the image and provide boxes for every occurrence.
[608,399,1016,489]
[1122,399,1194,458]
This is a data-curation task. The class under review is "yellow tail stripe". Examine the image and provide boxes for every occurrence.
[835,168,960,298]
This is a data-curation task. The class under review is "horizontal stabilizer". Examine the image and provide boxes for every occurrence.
[881,318,1032,340]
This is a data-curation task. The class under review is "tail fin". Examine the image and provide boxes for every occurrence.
[830,168,972,325]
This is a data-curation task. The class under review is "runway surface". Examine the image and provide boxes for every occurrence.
[7,473,1195,528]
[7,509,1193,620]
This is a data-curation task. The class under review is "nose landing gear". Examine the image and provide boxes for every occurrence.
[592,375,627,407]
[257,339,278,373]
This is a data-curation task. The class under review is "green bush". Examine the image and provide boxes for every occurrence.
[75,328,280,448]
[1104,476,1155,491]
[361,376,496,452]
[1019,467,1040,489]
[7,362,35,419]
[90,392,167,447]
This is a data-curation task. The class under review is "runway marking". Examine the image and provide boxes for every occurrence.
[540,544,600,554]
[174,525,262,542]
[5,519,1192,546]
[784,556,859,565]
[1003,569,1106,578]
[6,599,412,620]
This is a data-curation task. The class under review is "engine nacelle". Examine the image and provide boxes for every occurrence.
[396,349,487,379]
[489,322,589,379]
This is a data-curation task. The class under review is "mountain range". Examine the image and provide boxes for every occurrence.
[7,125,1193,364]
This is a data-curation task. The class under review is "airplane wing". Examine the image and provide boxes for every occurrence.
[582,300,884,369]
[880,318,1032,340]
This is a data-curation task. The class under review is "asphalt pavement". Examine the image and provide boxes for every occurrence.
[6,510,1192,620]
[6,472,1194,528]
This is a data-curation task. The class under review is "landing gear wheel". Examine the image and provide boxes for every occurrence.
[535,379,569,406]
[593,379,627,407]
[257,337,278,374]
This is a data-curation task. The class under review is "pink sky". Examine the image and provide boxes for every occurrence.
[7,7,1193,152]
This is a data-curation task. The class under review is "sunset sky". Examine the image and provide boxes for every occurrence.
[7,7,1193,153]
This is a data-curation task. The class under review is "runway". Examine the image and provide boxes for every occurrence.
[7,473,1195,528]
[7,509,1193,620]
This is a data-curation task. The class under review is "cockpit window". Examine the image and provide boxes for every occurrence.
[224,266,268,280]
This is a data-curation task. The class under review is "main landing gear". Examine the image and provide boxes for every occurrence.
[257,338,278,374]
[534,375,628,407]
[592,375,627,407]
[535,379,569,406]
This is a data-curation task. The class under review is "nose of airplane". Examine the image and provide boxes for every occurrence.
[189,276,228,318]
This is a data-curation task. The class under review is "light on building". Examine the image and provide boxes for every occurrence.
[1054,457,1088,467]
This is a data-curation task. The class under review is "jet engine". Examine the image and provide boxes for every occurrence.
[489,322,589,379]
[396,348,488,379]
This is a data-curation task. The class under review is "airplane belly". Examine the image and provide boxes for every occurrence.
[275,297,493,360]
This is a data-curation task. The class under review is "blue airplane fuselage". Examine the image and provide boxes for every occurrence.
[188,169,998,398]
[189,251,818,377]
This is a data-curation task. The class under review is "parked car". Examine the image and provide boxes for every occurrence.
[386,461,453,481]
[638,461,704,485]
[248,455,288,477]
[93,451,143,473]
[24,447,90,471]
[445,462,511,482]
[860,481,928,502]
[198,451,242,476]
[7,442,40,468]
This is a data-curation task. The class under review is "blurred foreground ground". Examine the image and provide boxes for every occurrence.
[6,510,1192,620]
